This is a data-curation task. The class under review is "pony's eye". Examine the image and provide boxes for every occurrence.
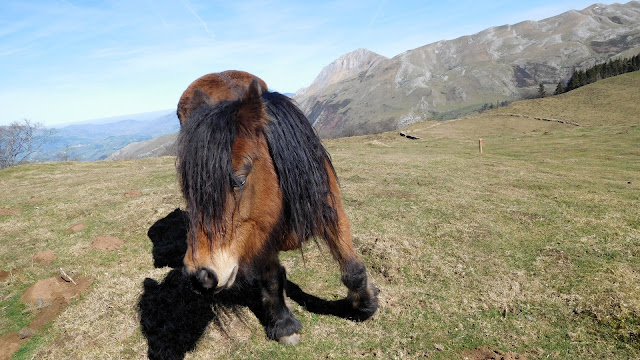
[233,175,247,188]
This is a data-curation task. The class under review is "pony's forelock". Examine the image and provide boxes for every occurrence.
[177,100,237,248]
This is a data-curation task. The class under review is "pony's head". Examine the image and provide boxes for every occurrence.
[177,70,268,125]
[176,71,280,292]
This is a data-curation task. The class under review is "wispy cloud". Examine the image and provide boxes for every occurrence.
[147,0,170,30]
[0,47,29,57]
[181,0,213,38]
[59,0,76,8]
[89,46,150,59]
[368,0,386,27]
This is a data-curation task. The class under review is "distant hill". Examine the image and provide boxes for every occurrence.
[38,111,179,161]
[490,70,640,127]
[51,109,174,128]
[106,133,177,160]
[293,1,640,137]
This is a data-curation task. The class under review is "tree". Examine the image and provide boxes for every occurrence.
[559,52,640,94]
[55,145,78,162]
[0,119,55,169]
[554,81,565,95]
[567,69,585,91]
[538,83,546,98]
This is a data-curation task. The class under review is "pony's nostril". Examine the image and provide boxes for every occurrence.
[196,267,218,289]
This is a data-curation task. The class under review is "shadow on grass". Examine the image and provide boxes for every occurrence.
[284,281,374,322]
[138,209,366,359]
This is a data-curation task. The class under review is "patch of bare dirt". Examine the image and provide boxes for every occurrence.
[0,208,20,216]
[66,223,87,233]
[26,298,69,332]
[124,189,142,198]
[27,196,40,204]
[2,276,92,360]
[91,236,124,251]
[0,269,13,282]
[33,250,56,264]
[21,275,91,305]
[0,332,22,360]
[463,346,526,360]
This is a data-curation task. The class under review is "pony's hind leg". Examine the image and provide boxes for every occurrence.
[259,255,301,344]
[340,256,379,320]
[327,183,379,320]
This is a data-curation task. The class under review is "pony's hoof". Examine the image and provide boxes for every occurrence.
[345,282,379,321]
[278,333,300,345]
[266,313,301,342]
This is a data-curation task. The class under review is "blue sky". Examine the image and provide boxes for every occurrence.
[0,0,620,126]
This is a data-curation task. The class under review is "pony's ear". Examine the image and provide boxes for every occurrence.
[236,78,266,135]
[189,88,214,111]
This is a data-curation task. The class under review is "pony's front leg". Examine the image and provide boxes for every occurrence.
[259,255,301,344]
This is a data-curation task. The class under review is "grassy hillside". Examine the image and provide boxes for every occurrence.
[491,71,640,127]
[1,73,639,359]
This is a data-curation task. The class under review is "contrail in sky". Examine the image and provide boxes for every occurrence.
[60,0,76,7]
[147,0,170,29]
[181,0,213,37]
[368,0,386,26]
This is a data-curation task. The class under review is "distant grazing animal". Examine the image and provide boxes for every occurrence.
[176,70,378,344]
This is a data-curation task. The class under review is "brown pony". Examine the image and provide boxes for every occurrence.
[176,70,378,344]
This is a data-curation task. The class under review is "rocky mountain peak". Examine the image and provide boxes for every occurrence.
[294,48,387,98]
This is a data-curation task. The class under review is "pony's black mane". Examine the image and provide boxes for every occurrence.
[177,89,339,250]
[262,91,339,245]
[177,99,237,247]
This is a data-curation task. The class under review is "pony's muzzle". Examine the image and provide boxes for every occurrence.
[184,249,240,293]
[215,265,239,293]
[194,267,218,290]
[189,265,239,293]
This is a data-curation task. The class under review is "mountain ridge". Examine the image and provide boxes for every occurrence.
[293,1,640,137]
